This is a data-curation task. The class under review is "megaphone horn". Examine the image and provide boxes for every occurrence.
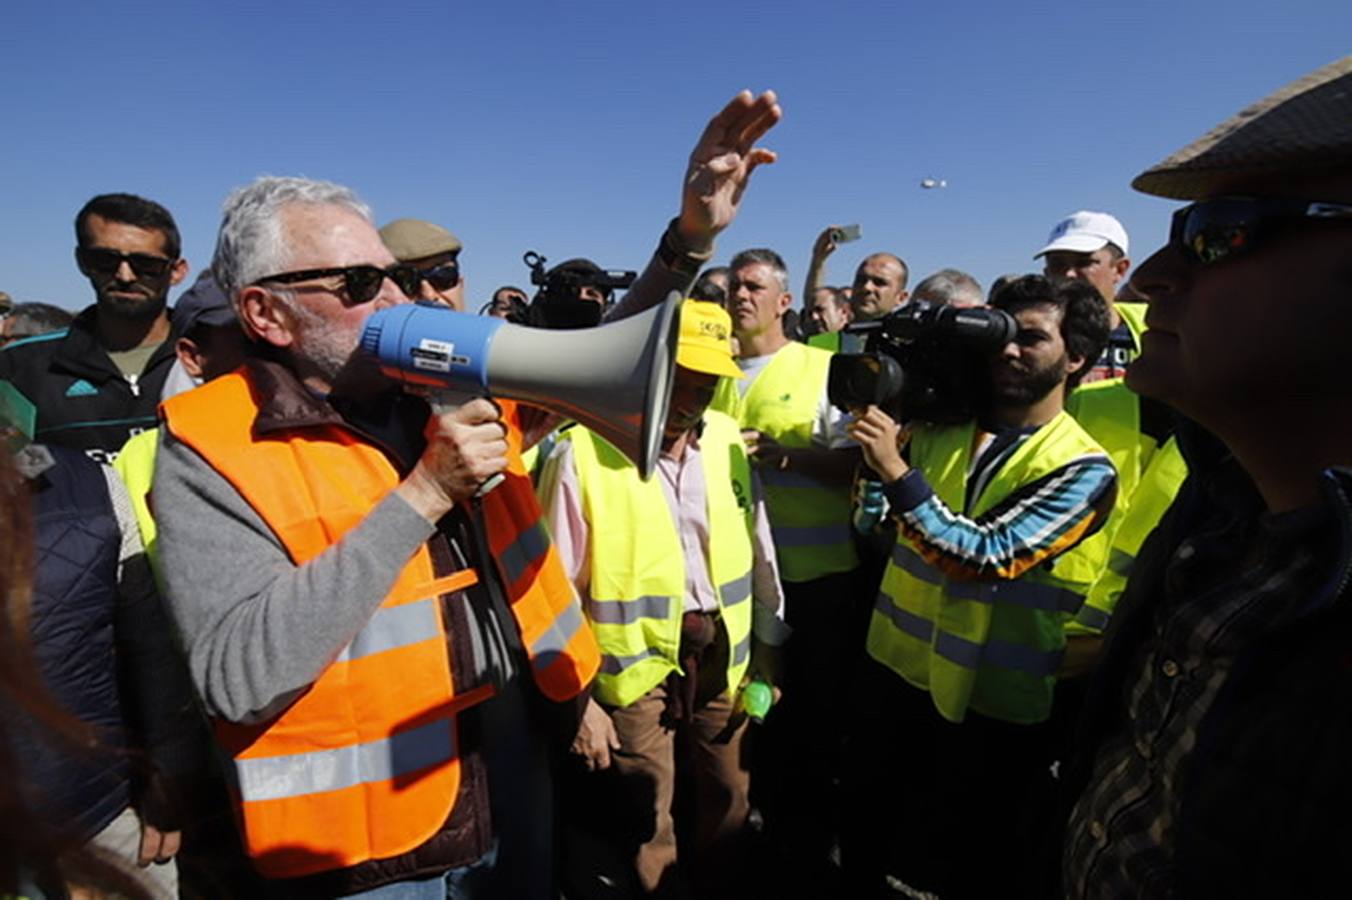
[360,294,681,479]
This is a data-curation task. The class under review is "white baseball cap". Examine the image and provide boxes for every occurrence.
[1034,211,1129,258]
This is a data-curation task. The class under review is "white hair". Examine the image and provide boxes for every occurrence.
[211,176,373,300]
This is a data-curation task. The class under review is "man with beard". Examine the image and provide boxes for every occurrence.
[152,90,781,898]
[840,275,1116,899]
[0,194,189,462]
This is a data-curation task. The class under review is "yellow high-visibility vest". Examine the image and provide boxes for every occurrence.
[867,412,1113,724]
[710,341,857,582]
[568,411,755,708]
[1064,302,1187,634]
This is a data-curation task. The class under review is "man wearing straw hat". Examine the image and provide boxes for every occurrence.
[1058,57,1352,898]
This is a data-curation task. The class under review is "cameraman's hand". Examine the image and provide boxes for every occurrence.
[811,225,841,263]
[398,398,509,522]
[572,698,621,772]
[677,90,782,252]
[847,406,911,483]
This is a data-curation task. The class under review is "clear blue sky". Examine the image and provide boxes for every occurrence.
[2,0,1347,312]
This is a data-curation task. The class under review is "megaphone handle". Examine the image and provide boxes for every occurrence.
[475,474,505,497]
[423,388,505,497]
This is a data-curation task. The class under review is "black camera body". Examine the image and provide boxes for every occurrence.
[523,251,636,330]
[827,302,1017,424]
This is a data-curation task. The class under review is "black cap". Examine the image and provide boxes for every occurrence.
[173,271,235,333]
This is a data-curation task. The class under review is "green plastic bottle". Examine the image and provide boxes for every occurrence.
[741,676,773,723]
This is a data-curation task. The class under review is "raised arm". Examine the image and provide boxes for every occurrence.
[609,90,782,321]
[803,225,842,307]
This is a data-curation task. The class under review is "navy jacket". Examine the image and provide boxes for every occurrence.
[14,445,132,840]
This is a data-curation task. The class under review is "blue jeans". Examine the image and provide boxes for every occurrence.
[342,840,498,899]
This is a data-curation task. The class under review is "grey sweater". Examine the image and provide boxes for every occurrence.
[155,429,436,723]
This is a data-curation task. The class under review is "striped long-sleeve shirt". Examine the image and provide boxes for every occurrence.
[882,425,1118,582]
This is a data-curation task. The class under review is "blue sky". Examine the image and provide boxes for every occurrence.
[2,0,1348,312]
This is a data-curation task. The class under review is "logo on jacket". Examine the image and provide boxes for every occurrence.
[731,478,750,511]
[65,379,99,398]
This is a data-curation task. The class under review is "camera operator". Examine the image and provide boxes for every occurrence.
[839,275,1117,900]
[527,257,630,330]
[481,285,530,322]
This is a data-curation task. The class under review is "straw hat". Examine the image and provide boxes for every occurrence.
[1133,56,1352,200]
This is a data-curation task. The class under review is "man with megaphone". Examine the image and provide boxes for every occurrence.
[150,91,781,899]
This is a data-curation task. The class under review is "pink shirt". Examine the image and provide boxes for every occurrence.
[537,427,790,646]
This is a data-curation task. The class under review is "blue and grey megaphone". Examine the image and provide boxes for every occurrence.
[361,294,680,479]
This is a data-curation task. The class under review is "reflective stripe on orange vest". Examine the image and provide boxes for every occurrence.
[162,372,599,877]
[236,718,456,803]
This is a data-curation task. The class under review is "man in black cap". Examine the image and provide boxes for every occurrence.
[0,193,189,462]
[1058,56,1352,898]
[166,272,250,386]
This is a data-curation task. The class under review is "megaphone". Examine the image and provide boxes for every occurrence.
[361,294,680,479]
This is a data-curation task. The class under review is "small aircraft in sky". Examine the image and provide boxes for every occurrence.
[920,177,948,189]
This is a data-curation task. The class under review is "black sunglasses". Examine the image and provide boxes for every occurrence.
[252,263,426,305]
[78,247,177,279]
[414,263,461,292]
[1170,196,1352,265]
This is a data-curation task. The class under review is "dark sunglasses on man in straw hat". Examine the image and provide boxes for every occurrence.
[1169,196,1352,266]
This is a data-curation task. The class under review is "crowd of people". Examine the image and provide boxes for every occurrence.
[1,55,1351,900]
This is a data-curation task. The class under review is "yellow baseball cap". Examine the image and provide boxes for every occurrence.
[677,300,743,379]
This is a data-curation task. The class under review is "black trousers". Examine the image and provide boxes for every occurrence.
[839,658,1056,900]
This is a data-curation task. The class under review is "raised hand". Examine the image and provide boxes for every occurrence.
[812,225,842,263]
[677,90,783,251]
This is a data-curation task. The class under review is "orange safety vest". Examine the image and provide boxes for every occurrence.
[161,371,599,878]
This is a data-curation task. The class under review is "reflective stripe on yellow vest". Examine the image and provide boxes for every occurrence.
[1072,435,1188,633]
[866,412,1113,725]
[568,410,755,708]
[161,371,598,877]
[710,341,857,581]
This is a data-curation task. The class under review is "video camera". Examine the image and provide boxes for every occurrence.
[827,302,1017,424]
[524,251,637,330]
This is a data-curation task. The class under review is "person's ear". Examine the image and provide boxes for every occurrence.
[175,336,207,379]
[169,258,191,287]
[1113,256,1131,283]
[237,287,297,349]
[1065,351,1087,378]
